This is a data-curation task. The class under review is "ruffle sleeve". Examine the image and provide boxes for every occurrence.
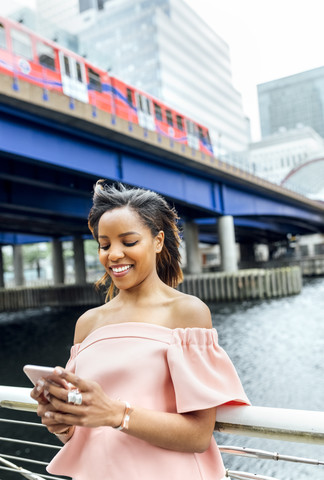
[167,328,250,413]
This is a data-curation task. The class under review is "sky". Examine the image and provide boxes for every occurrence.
[1,0,324,140]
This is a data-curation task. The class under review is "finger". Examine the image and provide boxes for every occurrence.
[48,425,72,435]
[44,381,70,402]
[45,372,70,390]
[37,402,57,418]
[31,382,49,405]
[51,394,91,417]
[44,410,83,427]
[54,367,92,392]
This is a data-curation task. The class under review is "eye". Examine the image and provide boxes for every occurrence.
[99,245,110,251]
[124,241,138,247]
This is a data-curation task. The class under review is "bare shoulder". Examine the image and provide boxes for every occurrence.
[73,304,109,344]
[170,292,212,329]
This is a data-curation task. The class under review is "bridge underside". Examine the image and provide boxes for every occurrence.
[0,92,323,247]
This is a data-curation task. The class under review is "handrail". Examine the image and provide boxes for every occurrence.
[1,386,323,480]
[1,386,324,445]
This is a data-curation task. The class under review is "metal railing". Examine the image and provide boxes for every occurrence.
[1,386,323,480]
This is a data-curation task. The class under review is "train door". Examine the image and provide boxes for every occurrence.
[59,51,88,103]
[185,119,199,150]
[135,92,155,130]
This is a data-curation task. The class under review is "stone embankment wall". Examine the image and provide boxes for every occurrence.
[178,266,302,302]
[301,256,324,276]
[0,267,302,312]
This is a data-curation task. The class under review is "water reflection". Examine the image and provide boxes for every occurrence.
[0,278,323,480]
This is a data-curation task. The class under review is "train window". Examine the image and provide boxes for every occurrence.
[198,126,204,141]
[63,55,71,77]
[37,42,55,70]
[88,67,102,92]
[186,119,198,136]
[137,94,144,111]
[145,97,151,114]
[166,109,173,126]
[0,23,6,50]
[76,62,83,82]
[154,103,162,121]
[126,88,133,106]
[176,115,184,131]
[11,28,32,59]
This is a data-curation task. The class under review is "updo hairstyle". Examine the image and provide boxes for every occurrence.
[88,180,183,299]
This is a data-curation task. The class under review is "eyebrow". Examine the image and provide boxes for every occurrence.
[98,231,141,239]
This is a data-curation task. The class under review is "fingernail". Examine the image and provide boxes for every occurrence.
[44,389,50,400]
[54,367,63,375]
[36,379,45,391]
[44,411,52,418]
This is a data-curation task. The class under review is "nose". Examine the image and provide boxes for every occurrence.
[108,245,125,262]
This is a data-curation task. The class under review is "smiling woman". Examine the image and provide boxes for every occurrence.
[30,180,250,480]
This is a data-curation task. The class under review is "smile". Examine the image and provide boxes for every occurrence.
[111,265,132,274]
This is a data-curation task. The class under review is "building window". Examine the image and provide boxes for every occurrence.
[126,88,133,106]
[11,28,32,59]
[0,23,6,50]
[37,42,55,70]
[79,0,93,13]
[88,66,102,92]
[154,102,162,121]
[166,109,173,126]
[176,115,183,131]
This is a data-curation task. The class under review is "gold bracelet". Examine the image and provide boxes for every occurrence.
[113,400,133,431]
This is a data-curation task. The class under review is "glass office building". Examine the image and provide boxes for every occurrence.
[258,66,324,140]
[36,0,250,154]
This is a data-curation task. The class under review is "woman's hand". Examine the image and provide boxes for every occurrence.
[30,372,74,438]
[40,367,125,429]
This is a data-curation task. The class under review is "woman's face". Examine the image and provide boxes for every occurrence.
[97,206,164,292]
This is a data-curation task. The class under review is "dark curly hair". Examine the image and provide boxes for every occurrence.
[88,180,183,300]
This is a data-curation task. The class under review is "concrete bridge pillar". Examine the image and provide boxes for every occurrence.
[183,221,202,274]
[52,239,65,284]
[13,244,24,286]
[218,215,238,272]
[0,246,4,288]
[73,235,87,284]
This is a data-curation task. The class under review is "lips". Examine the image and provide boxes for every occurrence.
[110,264,133,276]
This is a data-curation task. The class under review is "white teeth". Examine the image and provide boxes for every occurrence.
[112,265,131,273]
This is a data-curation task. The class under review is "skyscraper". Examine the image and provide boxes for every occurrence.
[36,0,250,154]
[258,66,324,139]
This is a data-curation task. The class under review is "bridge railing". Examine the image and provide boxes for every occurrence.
[0,386,323,480]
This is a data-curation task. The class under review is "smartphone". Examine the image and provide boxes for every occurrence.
[23,364,55,386]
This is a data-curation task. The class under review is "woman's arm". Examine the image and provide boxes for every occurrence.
[41,368,216,453]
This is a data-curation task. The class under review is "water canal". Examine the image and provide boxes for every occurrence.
[0,277,323,479]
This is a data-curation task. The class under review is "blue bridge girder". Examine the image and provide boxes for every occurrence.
[0,86,324,247]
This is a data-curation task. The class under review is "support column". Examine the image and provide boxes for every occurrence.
[52,239,65,284]
[0,246,4,288]
[73,235,87,284]
[218,215,238,272]
[183,221,201,274]
[13,244,24,286]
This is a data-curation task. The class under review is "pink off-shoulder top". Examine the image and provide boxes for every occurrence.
[47,322,250,480]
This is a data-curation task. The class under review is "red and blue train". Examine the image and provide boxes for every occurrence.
[0,15,213,156]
